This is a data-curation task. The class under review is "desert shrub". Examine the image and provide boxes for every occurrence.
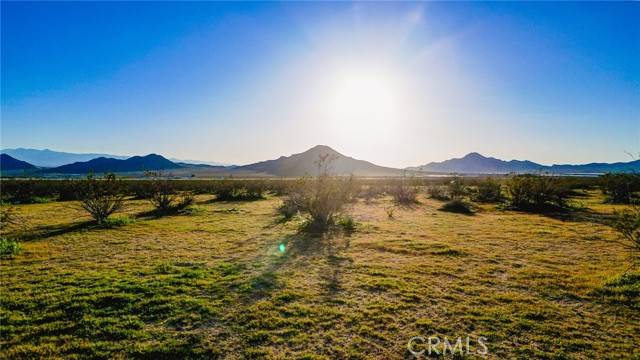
[385,207,395,219]
[428,186,449,201]
[440,198,474,214]
[506,175,569,211]
[447,177,467,199]
[356,184,386,203]
[149,178,178,213]
[0,237,21,257]
[337,215,357,233]
[284,155,353,232]
[388,178,419,205]
[472,178,503,203]
[101,215,135,228]
[612,204,640,267]
[76,173,125,224]
[601,173,640,204]
[215,181,266,201]
[276,192,304,220]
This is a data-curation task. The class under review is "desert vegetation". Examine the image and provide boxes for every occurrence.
[0,170,639,358]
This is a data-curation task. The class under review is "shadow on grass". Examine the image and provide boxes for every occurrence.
[17,220,96,241]
[240,231,352,303]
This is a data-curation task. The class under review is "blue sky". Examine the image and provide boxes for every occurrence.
[1,2,638,167]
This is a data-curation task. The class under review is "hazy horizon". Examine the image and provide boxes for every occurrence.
[2,2,638,168]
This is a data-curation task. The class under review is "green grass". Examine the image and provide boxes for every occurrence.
[0,191,638,359]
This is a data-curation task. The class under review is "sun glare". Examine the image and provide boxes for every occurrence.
[326,64,403,139]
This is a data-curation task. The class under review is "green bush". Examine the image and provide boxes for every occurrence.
[388,179,419,205]
[285,155,353,232]
[0,237,21,257]
[427,186,449,201]
[506,175,569,211]
[601,173,640,204]
[472,178,503,203]
[612,204,640,267]
[77,173,126,224]
[447,177,467,199]
[101,216,135,228]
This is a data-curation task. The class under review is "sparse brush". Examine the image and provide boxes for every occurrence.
[337,215,356,233]
[428,186,449,201]
[507,175,569,211]
[601,173,640,204]
[285,154,353,233]
[612,204,640,267]
[385,207,395,219]
[472,178,504,203]
[76,173,125,224]
[276,192,304,220]
[388,178,419,205]
[100,215,135,228]
[447,177,467,199]
[440,198,474,214]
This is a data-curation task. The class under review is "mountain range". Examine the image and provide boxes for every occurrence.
[409,152,640,174]
[43,154,182,174]
[0,148,228,168]
[1,146,638,176]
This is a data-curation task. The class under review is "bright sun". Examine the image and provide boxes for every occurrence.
[326,64,402,138]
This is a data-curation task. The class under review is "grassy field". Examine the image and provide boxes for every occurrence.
[1,191,638,359]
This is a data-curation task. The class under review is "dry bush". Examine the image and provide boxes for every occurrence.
[612,204,640,267]
[428,186,449,201]
[447,177,467,199]
[388,178,419,205]
[76,173,125,224]
[472,178,504,203]
[280,154,353,232]
[506,175,569,211]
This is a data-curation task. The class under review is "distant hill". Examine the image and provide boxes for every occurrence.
[237,145,406,177]
[0,154,37,171]
[45,154,182,174]
[1,148,129,167]
[409,152,640,174]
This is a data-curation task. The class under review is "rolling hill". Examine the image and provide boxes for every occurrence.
[237,145,406,177]
[44,154,182,174]
[0,154,38,171]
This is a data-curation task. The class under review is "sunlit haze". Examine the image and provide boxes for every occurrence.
[2,2,638,167]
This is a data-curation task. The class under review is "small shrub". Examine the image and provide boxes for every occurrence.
[388,179,419,205]
[427,186,449,201]
[473,178,503,203]
[447,177,467,199]
[385,207,395,219]
[601,173,640,204]
[337,215,357,233]
[101,216,135,228]
[0,203,21,230]
[612,204,640,267]
[440,199,474,214]
[276,193,304,220]
[285,154,353,232]
[77,173,125,224]
[0,237,21,258]
[506,175,569,211]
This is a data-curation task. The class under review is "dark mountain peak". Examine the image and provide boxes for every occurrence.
[0,153,37,171]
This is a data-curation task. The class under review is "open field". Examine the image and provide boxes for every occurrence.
[1,190,639,359]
